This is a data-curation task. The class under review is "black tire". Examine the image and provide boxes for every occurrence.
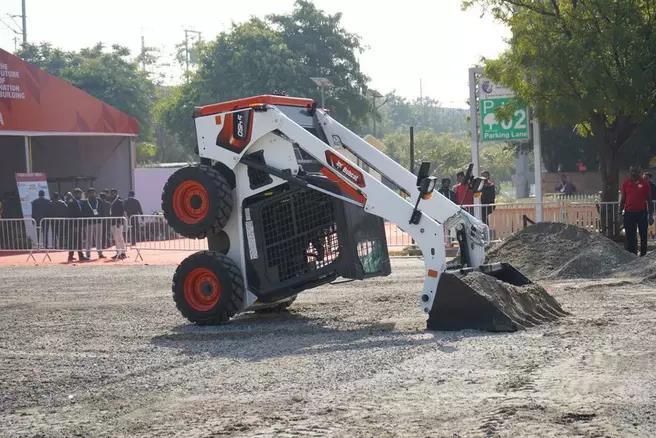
[172,251,244,325]
[162,164,233,239]
[254,296,297,313]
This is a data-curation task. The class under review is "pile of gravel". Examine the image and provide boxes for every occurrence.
[486,222,636,280]
[459,271,568,329]
[615,251,656,280]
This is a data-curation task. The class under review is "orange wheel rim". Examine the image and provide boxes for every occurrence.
[184,267,222,312]
[172,180,210,224]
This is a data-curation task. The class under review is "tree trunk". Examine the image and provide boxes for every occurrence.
[599,139,620,203]
[598,136,621,238]
[593,116,623,239]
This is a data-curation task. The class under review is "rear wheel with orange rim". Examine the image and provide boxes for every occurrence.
[172,251,244,324]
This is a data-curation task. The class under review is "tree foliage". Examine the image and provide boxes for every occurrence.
[382,131,514,182]
[376,95,469,137]
[159,1,371,150]
[17,42,155,139]
[466,0,656,202]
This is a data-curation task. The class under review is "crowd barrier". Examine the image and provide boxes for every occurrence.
[0,218,38,261]
[0,201,649,262]
[38,217,129,262]
[128,215,208,261]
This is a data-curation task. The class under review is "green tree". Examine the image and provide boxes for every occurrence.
[269,0,370,125]
[160,1,371,151]
[18,42,155,140]
[382,130,513,182]
[136,142,157,162]
[377,95,469,137]
[152,86,196,163]
[465,0,656,204]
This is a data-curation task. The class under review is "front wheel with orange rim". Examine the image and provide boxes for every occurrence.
[173,251,244,325]
[162,164,233,239]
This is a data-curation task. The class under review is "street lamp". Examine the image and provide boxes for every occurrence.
[367,89,389,138]
[310,77,333,109]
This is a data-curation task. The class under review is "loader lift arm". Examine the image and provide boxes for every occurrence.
[314,109,489,267]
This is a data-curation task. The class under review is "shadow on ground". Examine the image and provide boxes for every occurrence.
[150,310,499,361]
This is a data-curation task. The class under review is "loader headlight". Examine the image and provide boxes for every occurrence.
[419,176,437,198]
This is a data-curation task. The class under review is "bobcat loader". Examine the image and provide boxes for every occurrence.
[161,95,565,332]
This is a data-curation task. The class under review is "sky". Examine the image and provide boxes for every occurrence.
[0,0,509,108]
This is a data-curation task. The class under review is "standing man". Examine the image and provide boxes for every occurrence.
[50,192,68,248]
[480,170,497,225]
[437,178,456,202]
[107,189,127,260]
[81,188,107,259]
[31,190,51,249]
[620,167,653,256]
[453,172,474,207]
[67,188,89,262]
[643,172,656,199]
[124,190,144,245]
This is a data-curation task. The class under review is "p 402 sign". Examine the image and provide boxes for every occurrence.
[480,97,530,142]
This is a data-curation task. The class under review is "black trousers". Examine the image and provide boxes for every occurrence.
[624,211,648,256]
[481,206,495,225]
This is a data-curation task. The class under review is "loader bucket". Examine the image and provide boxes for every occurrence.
[427,263,568,332]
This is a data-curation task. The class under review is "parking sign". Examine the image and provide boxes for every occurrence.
[479,97,530,142]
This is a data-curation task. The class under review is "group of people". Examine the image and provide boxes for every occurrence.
[437,170,497,224]
[31,188,143,262]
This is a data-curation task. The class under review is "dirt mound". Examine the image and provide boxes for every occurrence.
[486,222,636,280]
[614,251,656,280]
[459,272,569,329]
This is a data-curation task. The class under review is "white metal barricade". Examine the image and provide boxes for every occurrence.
[0,200,637,264]
[0,218,38,261]
[128,214,208,261]
[39,217,129,262]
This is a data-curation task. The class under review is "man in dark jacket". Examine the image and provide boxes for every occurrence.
[31,190,51,248]
[107,189,127,260]
[437,178,456,203]
[81,188,108,259]
[124,190,143,244]
[50,192,68,248]
[480,171,497,225]
[67,188,89,262]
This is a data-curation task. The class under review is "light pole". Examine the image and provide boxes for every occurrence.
[183,29,202,73]
[310,77,333,109]
[21,0,26,44]
[367,89,390,138]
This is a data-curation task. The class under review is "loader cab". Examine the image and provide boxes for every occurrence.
[196,95,328,173]
[276,103,330,173]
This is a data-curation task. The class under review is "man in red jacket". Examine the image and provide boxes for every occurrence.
[620,166,654,256]
[453,171,474,208]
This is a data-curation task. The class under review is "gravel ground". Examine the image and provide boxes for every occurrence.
[1,258,656,437]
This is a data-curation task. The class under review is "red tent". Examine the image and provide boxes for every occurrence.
[0,49,139,201]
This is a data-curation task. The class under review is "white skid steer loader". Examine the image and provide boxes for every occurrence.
[161,95,566,332]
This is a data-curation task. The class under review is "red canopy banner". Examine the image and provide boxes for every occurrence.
[0,49,139,136]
